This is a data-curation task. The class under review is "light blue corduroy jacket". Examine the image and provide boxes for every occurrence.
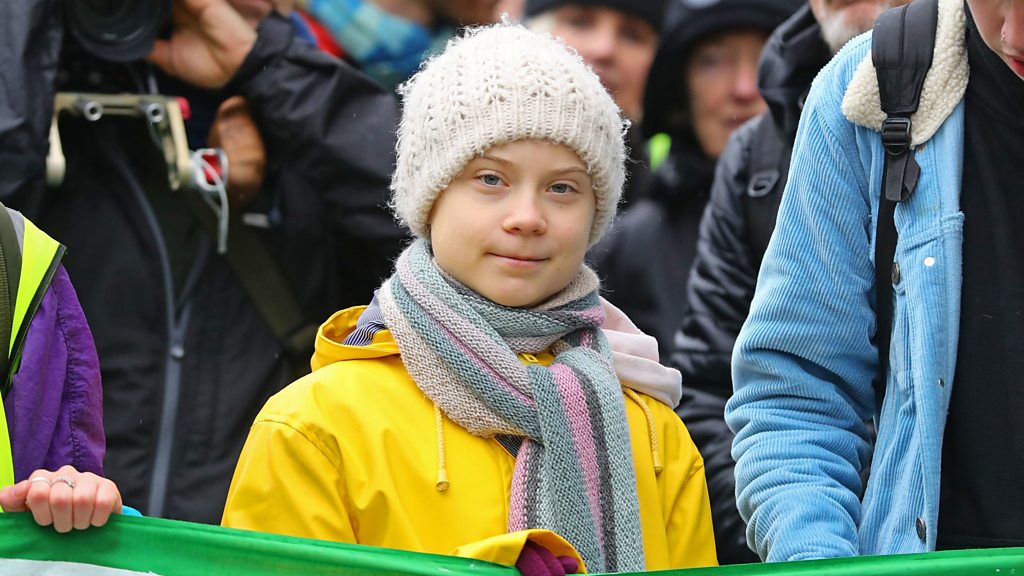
[727,0,972,563]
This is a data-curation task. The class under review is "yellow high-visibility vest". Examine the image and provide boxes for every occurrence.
[0,207,65,489]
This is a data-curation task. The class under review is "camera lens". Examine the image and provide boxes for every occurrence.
[66,0,171,62]
[83,0,126,18]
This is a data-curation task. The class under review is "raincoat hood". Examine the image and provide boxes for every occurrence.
[312,303,682,407]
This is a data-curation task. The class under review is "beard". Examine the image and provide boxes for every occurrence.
[814,0,907,53]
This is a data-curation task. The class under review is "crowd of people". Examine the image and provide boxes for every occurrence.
[0,0,1022,572]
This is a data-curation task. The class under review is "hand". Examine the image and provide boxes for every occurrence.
[516,541,580,576]
[208,96,266,208]
[0,465,123,533]
[148,0,257,89]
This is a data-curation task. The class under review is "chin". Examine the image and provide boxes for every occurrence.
[820,12,875,53]
[485,288,545,309]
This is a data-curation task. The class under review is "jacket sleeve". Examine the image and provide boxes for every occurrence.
[674,387,758,565]
[669,119,760,400]
[725,52,877,563]
[450,530,584,572]
[653,400,718,569]
[222,415,357,542]
[7,264,104,481]
[0,0,60,207]
[227,14,407,282]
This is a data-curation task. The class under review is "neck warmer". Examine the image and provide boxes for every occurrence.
[377,240,644,572]
[304,0,453,90]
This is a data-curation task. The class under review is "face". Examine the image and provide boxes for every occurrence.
[542,6,658,121]
[492,0,525,20]
[809,0,910,53]
[967,0,1024,79]
[228,0,295,28]
[428,140,596,308]
[430,0,502,25]
[686,30,769,159]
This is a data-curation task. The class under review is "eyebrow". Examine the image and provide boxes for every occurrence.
[477,154,589,177]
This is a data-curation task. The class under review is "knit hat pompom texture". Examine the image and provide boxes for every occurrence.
[390,23,628,246]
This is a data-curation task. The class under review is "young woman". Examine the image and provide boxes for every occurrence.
[222,23,716,573]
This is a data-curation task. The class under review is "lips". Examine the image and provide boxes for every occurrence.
[827,0,864,9]
[490,253,548,268]
[1008,55,1024,78]
[493,253,545,262]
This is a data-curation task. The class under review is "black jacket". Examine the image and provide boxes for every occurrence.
[590,134,715,358]
[2,12,406,523]
[667,4,831,564]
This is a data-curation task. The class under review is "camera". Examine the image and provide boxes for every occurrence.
[51,0,231,252]
[65,0,171,62]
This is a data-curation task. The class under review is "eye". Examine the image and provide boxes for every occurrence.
[559,8,595,30]
[550,182,577,194]
[619,22,653,46]
[478,173,503,186]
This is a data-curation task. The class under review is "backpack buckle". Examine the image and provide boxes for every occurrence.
[747,169,780,198]
[880,115,920,203]
[881,117,912,156]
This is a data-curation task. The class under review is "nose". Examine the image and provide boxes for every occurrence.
[1004,5,1024,55]
[578,25,618,66]
[502,192,547,235]
[731,58,761,101]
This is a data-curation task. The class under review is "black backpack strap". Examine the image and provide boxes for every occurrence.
[180,191,318,373]
[0,207,20,397]
[744,114,793,267]
[871,0,938,407]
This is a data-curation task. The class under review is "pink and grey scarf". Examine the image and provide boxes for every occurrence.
[377,240,645,572]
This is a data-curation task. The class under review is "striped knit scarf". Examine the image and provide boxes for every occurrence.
[377,240,644,573]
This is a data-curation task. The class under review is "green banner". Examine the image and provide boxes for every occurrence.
[650,547,1024,576]
[0,514,514,575]
[3,513,1024,575]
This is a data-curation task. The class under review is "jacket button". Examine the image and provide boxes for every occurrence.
[938,378,945,388]
[891,262,901,285]
[916,517,927,541]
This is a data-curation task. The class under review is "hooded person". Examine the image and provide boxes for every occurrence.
[523,0,667,205]
[222,22,717,573]
[590,0,802,357]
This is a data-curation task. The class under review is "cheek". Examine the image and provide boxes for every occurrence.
[429,228,468,281]
[562,215,595,260]
[551,25,587,49]
[621,49,654,88]
[686,68,723,120]
[691,100,717,136]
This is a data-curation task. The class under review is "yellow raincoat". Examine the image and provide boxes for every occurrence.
[222,306,717,571]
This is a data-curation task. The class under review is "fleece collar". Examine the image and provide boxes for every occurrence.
[841,0,968,146]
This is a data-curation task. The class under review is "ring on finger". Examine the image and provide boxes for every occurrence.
[29,477,52,486]
[52,476,76,489]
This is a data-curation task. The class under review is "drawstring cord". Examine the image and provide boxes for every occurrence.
[624,388,663,475]
[434,404,450,492]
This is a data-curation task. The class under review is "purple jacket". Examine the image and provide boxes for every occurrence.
[4,264,104,481]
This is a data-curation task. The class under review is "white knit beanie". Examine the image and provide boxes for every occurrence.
[390,22,628,247]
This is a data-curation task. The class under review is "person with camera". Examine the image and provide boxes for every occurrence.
[1,0,406,525]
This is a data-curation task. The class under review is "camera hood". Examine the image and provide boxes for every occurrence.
[66,0,171,62]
